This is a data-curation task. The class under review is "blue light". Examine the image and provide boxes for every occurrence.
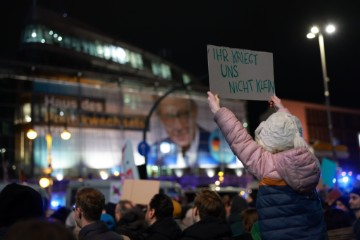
[49,192,66,210]
[50,200,60,208]
[342,176,349,183]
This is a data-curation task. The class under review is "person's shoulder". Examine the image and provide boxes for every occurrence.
[103,229,125,239]
[278,147,316,163]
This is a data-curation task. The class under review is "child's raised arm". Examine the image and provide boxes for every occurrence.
[207,91,221,114]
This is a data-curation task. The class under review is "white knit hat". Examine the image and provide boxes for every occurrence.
[254,112,307,153]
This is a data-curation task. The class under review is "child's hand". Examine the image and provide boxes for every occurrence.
[269,95,284,110]
[207,91,220,114]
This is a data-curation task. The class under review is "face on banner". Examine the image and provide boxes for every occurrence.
[147,94,246,169]
[156,96,198,150]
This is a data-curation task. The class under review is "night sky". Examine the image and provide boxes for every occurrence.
[2,0,360,111]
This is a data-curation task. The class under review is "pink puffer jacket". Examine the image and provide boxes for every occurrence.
[214,107,320,193]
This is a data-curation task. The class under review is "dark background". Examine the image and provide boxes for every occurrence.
[1,0,360,124]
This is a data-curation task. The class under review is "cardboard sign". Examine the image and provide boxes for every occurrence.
[207,44,275,100]
[121,179,160,205]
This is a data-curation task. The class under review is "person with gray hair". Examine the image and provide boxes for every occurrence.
[207,91,327,240]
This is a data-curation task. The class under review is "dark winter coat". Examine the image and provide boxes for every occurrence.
[139,217,182,240]
[257,185,327,240]
[79,221,124,240]
[181,216,231,240]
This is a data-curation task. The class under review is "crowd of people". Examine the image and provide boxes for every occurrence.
[0,93,359,239]
[0,182,359,240]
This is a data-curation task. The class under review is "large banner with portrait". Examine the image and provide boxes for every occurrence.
[30,81,246,179]
[146,92,246,171]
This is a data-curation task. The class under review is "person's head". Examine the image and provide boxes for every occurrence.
[230,195,248,215]
[49,206,71,224]
[241,208,258,233]
[145,193,173,225]
[349,187,360,215]
[254,111,307,153]
[221,194,231,217]
[192,189,225,222]
[73,187,105,227]
[157,96,198,149]
[0,183,45,227]
[335,195,351,212]
[246,189,258,208]
[5,219,75,240]
[115,200,134,222]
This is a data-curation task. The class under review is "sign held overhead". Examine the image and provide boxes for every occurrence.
[207,44,275,101]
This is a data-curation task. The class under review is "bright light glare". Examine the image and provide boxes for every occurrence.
[39,177,51,188]
[174,169,184,177]
[60,129,71,140]
[26,129,38,140]
[55,173,64,181]
[99,170,109,180]
[51,200,60,208]
[206,169,215,178]
[307,33,316,39]
[326,24,336,34]
[25,115,32,122]
[160,142,171,154]
[311,26,319,34]
[235,169,243,177]
[342,176,349,183]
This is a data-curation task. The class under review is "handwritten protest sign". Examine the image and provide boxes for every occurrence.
[207,44,275,100]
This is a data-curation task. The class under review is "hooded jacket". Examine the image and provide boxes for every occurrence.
[214,107,320,193]
[214,107,327,240]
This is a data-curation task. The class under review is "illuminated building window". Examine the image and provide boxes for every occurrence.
[21,24,194,81]
[182,74,191,85]
[151,62,171,79]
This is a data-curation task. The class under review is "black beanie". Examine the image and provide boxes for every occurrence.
[350,187,360,196]
[0,183,45,227]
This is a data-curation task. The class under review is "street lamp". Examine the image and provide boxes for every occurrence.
[307,24,337,161]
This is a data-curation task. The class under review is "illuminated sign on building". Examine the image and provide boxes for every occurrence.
[32,95,146,130]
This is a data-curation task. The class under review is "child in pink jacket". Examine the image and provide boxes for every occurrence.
[207,91,327,240]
